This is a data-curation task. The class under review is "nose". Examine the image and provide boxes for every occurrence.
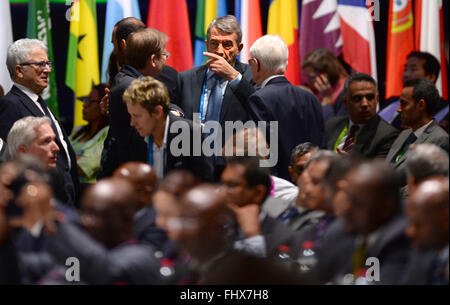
[51,141,60,152]
[405,224,415,239]
[396,104,402,113]
[130,117,136,127]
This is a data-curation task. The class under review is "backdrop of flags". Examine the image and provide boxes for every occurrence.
[267,0,301,85]
[193,0,227,67]
[415,0,448,100]
[101,0,141,83]
[0,0,13,93]
[65,0,100,127]
[27,0,59,116]
[337,0,377,81]
[385,0,414,99]
[235,0,262,64]
[147,0,193,72]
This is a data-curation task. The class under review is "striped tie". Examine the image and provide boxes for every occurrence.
[343,125,360,152]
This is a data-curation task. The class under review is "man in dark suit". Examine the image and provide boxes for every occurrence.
[310,161,411,284]
[113,162,168,251]
[99,27,171,178]
[123,76,213,181]
[386,78,449,184]
[402,177,449,285]
[221,156,296,258]
[326,73,399,159]
[0,39,79,205]
[244,35,326,181]
[176,15,256,173]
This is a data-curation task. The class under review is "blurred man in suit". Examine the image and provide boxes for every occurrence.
[403,177,449,285]
[246,35,326,180]
[386,78,449,185]
[312,160,410,284]
[0,39,79,205]
[326,73,398,159]
[113,161,168,251]
[0,138,9,165]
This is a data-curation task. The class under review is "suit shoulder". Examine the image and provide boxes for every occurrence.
[375,116,399,136]
[325,116,347,129]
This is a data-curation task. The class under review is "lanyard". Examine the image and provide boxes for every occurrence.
[333,123,349,152]
[198,71,209,122]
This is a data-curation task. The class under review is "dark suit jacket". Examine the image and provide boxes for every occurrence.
[134,206,168,251]
[386,120,449,183]
[176,61,256,129]
[401,249,446,285]
[245,76,326,180]
[46,222,161,284]
[312,214,411,284]
[326,114,399,158]
[0,85,80,204]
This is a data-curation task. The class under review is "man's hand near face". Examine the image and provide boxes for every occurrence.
[204,52,239,81]
[227,202,261,238]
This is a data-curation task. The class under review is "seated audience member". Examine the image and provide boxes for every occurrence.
[402,177,449,285]
[326,73,399,158]
[123,76,213,181]
[0,138,9,165]
[7,117,73,206]
[220,156,296,258]
[302,48,349,121]
[288,142,319,185]
[380,51,448,131]
[70,84,109,185]
[386,78,449,184]
[312,160,410,285]
[154,184,300,285]
[245,35,326,180]
[113,162,168,251]
[42,178,161,284]
[403,143,449,199]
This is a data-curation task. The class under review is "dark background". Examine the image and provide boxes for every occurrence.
[9,0,449,123]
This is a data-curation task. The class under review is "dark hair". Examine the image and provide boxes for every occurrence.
[125,28,168,70]
[407,51,441,81]
[107,52,119,87]
[403,78,440,115]
[225,156,271,201]
[302,48,348,86]
[115,17,146,45]
[343,72,377,97]
[290,142,318,165]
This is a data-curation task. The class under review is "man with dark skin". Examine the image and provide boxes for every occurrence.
[113,161,167,250]
[44,178,160,284]
[313,160,410,284]
[402,177,449,285]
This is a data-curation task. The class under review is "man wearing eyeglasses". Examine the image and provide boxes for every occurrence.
[325,72,399,159]
[0,38,80,206]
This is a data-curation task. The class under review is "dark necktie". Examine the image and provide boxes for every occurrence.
[395,132,417,163]
[37,96,59,136]
[343,125,360,152]
[205,74,223,122]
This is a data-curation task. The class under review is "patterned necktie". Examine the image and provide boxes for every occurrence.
[205,74,223,122]
[343,125,360,152]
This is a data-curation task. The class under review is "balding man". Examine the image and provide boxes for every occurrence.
[402,177,449,285]
[45,178,160,284]
[312,160,411,284]
[113,161,167,250]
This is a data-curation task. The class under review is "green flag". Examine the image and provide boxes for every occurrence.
[27,0,59,116]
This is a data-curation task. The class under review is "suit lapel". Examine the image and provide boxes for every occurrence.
[11,86,45,117]
[353,116,379,153]
[192,66,208,117]
[219,62,245,122]
[327,118,348,150]
[415,120,436,145]
[386,129,412,163]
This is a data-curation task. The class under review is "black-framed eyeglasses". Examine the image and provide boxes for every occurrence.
[19,61,53,70]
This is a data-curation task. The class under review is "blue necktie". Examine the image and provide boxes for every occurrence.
[205,74,222,122]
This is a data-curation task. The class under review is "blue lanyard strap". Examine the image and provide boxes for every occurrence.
[198,71,209,122]
[147,135,167,174]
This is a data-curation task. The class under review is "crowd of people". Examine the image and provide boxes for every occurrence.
[0,15,448,285]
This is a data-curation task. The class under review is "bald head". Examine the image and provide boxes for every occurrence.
[113,162,157,209]
[343,160,400,235]
[158,169,199,199]
[81,178,138,248]
[406,177,449,251]
[181,184,228,220]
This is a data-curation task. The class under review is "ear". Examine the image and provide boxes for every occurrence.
[120,39,127,51]
[416,98,427,111]
[288,166,295,181]
[149,54,157,68]
[18,145,28,153]
[238,42,243,53]
[426,74,437,84]
[154,105,164,119]
[15,65,24,79]
[252,184,268,204]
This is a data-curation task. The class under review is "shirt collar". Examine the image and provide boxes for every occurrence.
[261,75,284,89]
[14,82,39,103]
[348,119,365,133]
[145,114,170,147]
[413,119,433,139]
